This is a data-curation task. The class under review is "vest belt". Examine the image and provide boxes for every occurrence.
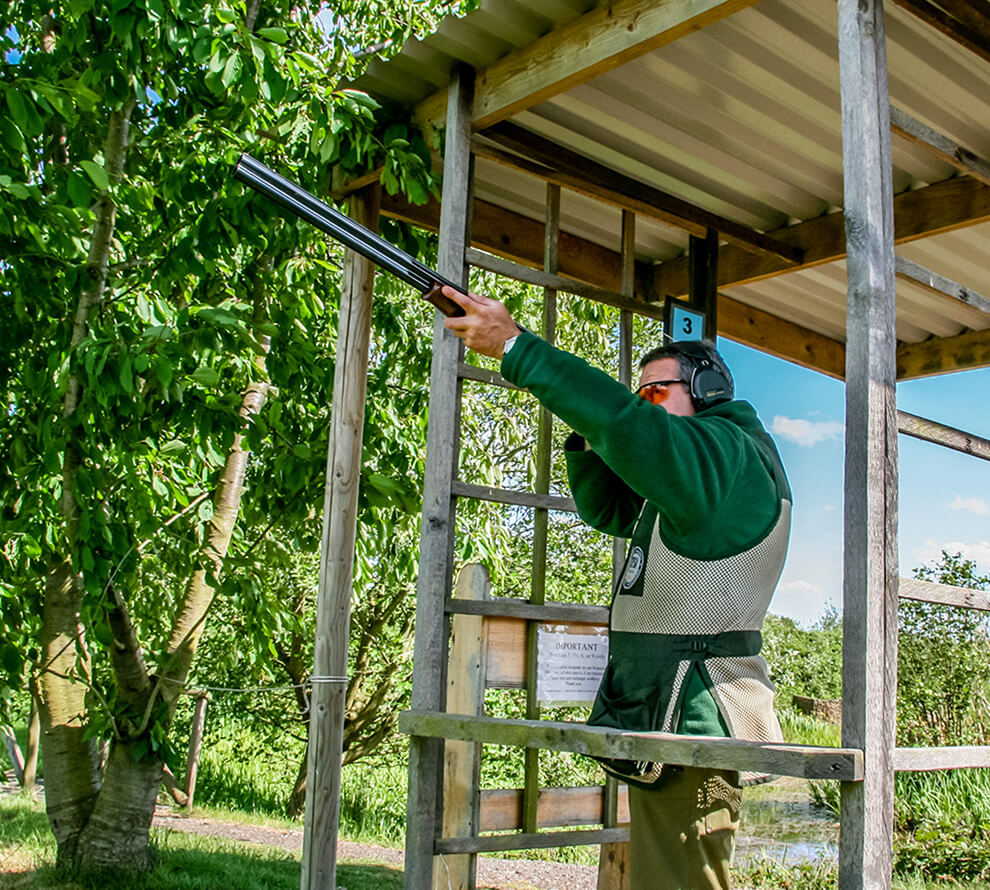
[609,629,763,660]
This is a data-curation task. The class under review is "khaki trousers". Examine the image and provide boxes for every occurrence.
[627,766,742,890]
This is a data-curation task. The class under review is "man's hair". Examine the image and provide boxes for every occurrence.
[639,340,734,409]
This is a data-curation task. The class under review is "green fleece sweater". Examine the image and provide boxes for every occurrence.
[500,332,791,559]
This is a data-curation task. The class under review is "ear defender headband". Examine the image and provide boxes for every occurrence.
[668,341,734,410]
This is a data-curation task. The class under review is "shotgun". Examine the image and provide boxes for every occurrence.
[232,153,464,316]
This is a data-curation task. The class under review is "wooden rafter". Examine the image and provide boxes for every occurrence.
[895,255,990,316]
[414,0,760,132]
[383,192,990,380]
[653,175,990,297]
[896,328,990,378]
[476,122,804,264]
[889,0,990,66]
[890,106,990,187]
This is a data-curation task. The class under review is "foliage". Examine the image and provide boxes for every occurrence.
[762,609,843,704]
[897,552,990,747]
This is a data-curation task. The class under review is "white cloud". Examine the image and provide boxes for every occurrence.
[771,415,844,447]
[823,504,837,512]
[914,538,990,569]
[779,579,823,593]
[951,494,989,516]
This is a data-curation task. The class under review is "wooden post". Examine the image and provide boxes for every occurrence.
[837,1,899,888]
[184,693,210,810]
[404,64,474,890]
[300,184,380,890]
[432,564,490,890]
[23,686,39,790]
[2,724,24,786]
[688,228,719,340]
[598,209,635,890]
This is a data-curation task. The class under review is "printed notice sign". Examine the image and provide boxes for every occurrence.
[536,625,609,705]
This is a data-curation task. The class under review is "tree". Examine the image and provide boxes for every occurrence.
[0,0,455,871]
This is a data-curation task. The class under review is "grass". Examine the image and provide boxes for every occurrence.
[0,794,402,890]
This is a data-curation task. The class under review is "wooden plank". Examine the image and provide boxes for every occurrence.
[653,176,990,298]
[895,746,990,772]
[482,616,608,688]
[401,712,864,781]
[405,66,474,890]
[895,255,990,316]
[458,362,520,391]
[896,328,990,379]
[481,786,630,832]
[836,1,899,887]
[889,107,990,188]
[449,597,610,625]
[415,0,760,132]
[301,185,380,890]
[896,411,990,460]
[465,248,634,312]
[452,480,577,513]
[435,565,489,890]
[478,124,803,264]
[898,577,990,612]
[888,0,990,66]
[437,828,630,855]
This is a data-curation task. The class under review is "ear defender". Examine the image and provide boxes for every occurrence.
[669,342,734,410]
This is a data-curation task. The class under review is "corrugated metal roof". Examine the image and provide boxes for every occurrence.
[351,0,990,356]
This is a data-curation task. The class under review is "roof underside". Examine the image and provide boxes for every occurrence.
[351,0,990,378]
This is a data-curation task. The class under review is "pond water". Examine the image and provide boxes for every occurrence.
[736,776,839,866]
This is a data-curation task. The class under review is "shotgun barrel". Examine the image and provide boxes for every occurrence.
[232,153,464,316]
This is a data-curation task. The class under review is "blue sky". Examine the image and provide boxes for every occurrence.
[719,339,990,626]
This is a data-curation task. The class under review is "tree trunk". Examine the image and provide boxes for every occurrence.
[287,746,308,819]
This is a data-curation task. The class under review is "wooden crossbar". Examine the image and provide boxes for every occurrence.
[895,746,990,772]
[436,827,629,855]
[446,597,608,624]
[399,711,864,781]
[896,411,990,460]
[480,786,630,832]
[451,480,577,512]
[898,577,990,612]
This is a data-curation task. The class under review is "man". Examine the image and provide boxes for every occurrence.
[440,286,791,890]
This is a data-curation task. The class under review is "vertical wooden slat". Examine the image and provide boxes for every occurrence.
[300,184,380,890]
[433,565,490,890]
[524,182,560,833]
[837,2,899,889]
[405,64,474,890]
[598,210,635,890]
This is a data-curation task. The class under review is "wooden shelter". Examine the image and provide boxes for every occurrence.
[304,1,990,889]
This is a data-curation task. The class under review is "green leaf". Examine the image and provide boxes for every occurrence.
[256,27,288,44]
[292,443,311,459]
[93,622,114,647]
[120,356,134,393]
[221,54,243,88]
[191,367,220,387]
[215,8,236,23]
[159,439,186,455]
[67,172,92,207]
[198,500,215,522]
[154,359,174,388]
[5,88,28,132]
[80,160,110,192]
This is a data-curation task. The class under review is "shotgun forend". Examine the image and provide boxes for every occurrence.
[232,154,465,317]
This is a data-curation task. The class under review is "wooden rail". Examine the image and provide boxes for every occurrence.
[895,746,990,772]
[898,577,990,612]
[452,480,577,513]
[400,711,864,781]
[897,411,990,461]
[446,597,608,624]
[436,827,630,855]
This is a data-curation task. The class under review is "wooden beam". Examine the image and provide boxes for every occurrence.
[888,0,990,67]
[399,711,864,781]
[897,410,990,460]
[890,107,990,187]
[383,192,849,377]
[899,577,990,612]
[477,123,803,264]
[653,175,990,298]
[896,327,990,378]
[415,0,760,132]
[446,597,609,625]
[895,255,990,316]
[451,480,576,513]
[895,745,990,771]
